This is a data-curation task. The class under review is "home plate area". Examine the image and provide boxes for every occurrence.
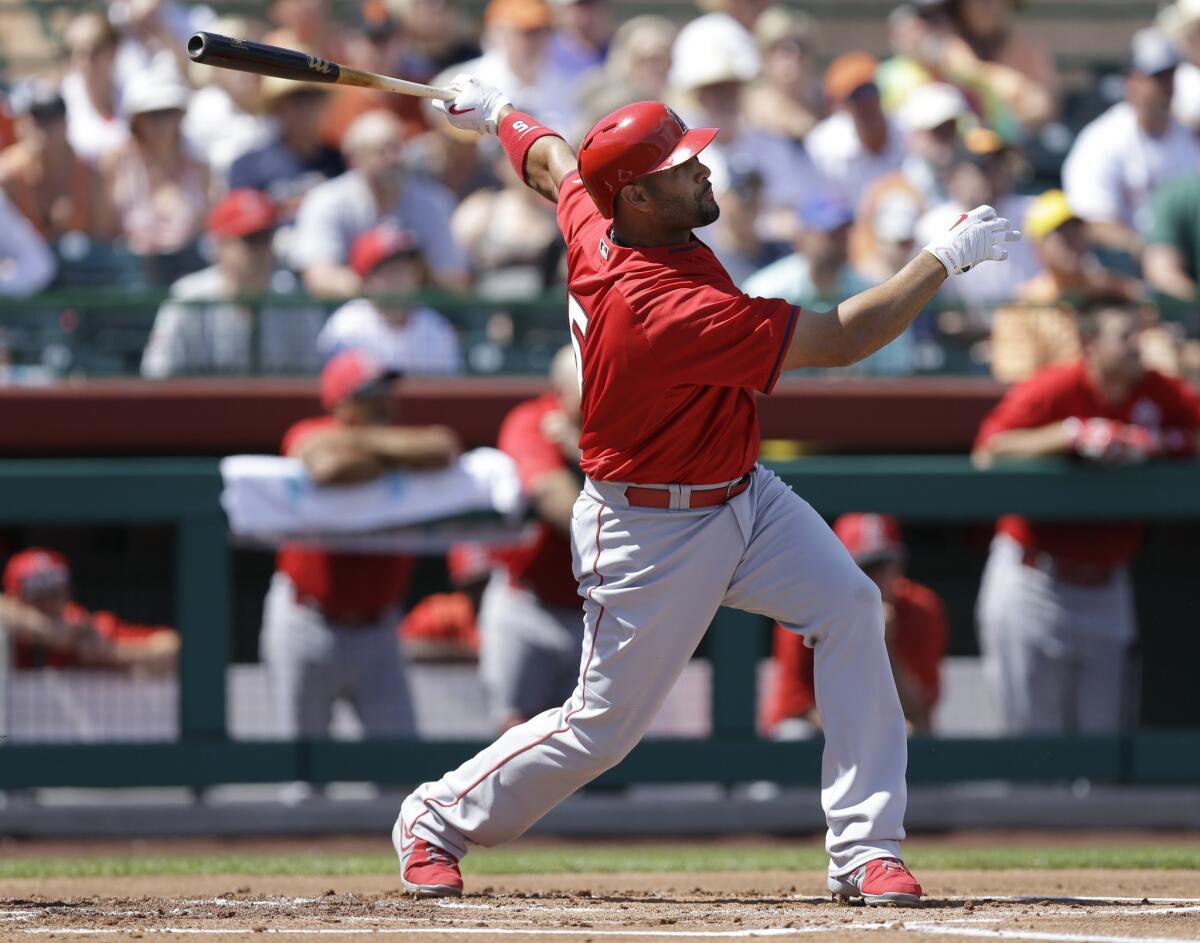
[3,874,1200,943]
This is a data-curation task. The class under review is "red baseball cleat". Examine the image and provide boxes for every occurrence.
[399,837,463,898]
[828,857,923,906]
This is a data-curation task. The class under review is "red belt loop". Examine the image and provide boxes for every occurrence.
[624,472,751,510]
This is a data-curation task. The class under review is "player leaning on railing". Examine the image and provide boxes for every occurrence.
[392,76,1020,904]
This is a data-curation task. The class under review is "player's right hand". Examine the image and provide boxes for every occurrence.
[432,74,511,136]
[922,205,1021,276]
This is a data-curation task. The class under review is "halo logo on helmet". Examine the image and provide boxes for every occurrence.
[577,101,719,219]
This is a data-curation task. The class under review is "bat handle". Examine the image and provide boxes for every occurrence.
[338,66,456,102]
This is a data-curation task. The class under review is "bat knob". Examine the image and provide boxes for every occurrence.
[187,32,209,62]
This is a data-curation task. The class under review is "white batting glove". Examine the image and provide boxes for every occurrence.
[922,205,1022,276]
[432,73,511,136]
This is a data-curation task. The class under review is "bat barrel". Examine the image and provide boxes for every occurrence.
[187,31,342,85]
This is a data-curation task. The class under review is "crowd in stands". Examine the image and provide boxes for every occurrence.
[0,0,1199,381]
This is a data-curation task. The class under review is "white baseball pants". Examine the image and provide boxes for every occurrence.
[397,465,907,877]
[976,534,1136,735]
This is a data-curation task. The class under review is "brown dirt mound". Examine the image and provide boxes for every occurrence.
[1,871,1199,942]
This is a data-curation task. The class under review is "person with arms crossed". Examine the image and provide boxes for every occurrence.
[262,351,460,747]
[393,75,1018,903]
[973,301,1200,735]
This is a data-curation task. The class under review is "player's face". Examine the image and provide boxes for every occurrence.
[1089,310,1144,383]
[641,156,720,230]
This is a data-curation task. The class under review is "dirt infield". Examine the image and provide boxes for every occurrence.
[2,870,1199,942]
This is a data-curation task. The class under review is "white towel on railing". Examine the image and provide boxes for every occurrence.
[219,448,526,550]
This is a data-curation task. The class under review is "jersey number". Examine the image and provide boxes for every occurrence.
[567,293,588,394]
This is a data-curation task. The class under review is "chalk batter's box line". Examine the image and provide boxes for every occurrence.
[15,923,1200,942]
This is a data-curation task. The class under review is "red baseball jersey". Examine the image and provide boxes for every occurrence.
[276,416,414,622]
[495,393,582,609]
[557,171,799,484]
[763,577,948,730]
[976,360,1200,567]
[15,602,173,670]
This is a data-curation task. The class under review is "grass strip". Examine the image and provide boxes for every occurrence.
[2,845,1200,880]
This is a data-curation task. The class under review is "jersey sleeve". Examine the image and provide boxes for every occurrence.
[634,273,799,393]
[974,372,1068,449]
[498,400,566,490]
[281,417,333,456]
[556,171,599,246]
[1149,371,1200,430]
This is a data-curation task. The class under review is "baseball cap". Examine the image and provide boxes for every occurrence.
[207,189,277,239]
[320,350,400,410]
[349,224,421,278]
[897,82,966,132]
[122,73,190,119]
[3,548,70,599]
[823,51,878,105]
[1158,0,1200,46]
[360,0,397,38]
[1024,189,1077,242]
[798,194,854,233]
[1128,27,1181,76]
[833,513,904,567]
[8,78,66,121]
[484,0,552,30]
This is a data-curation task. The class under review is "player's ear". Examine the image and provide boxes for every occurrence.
[619,184,652,215]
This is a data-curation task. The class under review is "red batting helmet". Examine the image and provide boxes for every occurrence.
[578,101,718,219]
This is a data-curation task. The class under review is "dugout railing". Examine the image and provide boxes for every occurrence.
[2,456,1200,791]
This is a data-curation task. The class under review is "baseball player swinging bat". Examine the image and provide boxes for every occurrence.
[186,32,456,102]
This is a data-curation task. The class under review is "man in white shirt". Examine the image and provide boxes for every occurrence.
[318,224,463,376]
[806,52,907,212]
[141,189,325,377]
[452,0,580,135]
[289,110,468,298]
[1062,28,1200,258]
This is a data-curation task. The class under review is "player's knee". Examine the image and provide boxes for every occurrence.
[838,568,885,630]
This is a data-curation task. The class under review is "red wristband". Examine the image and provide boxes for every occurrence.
[498,111,563,183]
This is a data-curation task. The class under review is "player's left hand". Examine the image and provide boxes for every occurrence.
[432,74,511,136]
[922,205,1021,276]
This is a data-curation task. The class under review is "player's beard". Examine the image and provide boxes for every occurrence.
[695,184,720,227]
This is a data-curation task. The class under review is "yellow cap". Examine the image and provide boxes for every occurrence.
[1024,189,1077,242]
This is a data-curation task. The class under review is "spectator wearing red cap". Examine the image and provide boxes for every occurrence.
[0,548,178,673]
[763,514,948,737]
[141,189,326,378]
[261,350,461,744]
[317,224,463,375]
[806,52,907,212]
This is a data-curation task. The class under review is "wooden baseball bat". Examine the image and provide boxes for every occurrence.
[187,32,456,102]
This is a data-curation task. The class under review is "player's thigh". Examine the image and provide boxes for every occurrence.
[721,468,877,634]
[565,493,738,749]
[1072,575,1137,733]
